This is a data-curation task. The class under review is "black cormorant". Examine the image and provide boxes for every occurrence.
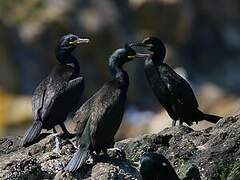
[64,45,149,172]
[20,34,89,147]
[131,37,221,126]
[140,152,180,180]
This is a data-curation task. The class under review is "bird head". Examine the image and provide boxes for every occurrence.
[130,36,166,63]
[55,34,90,64]
[109,44,150,67]
[140,152,180,180]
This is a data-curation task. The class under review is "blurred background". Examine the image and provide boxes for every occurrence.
[0,0,240,140]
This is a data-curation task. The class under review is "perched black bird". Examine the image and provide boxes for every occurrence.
[20,34,89,147]
[140,152,180,180]
[64,45,148,172]
[131,37,221,126]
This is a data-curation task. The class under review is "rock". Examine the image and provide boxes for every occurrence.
[0,134,140,180]
[116,116,240,179]
[0,115,239,179]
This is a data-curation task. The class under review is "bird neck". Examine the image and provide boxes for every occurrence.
[69,56,80,78]
[110,64,129,87]
[56,52,80,77]
[151,52,164,66]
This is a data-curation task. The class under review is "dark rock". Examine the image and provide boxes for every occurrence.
[116,116,240,179]
[0,134,140,179]
[0,116,239,179]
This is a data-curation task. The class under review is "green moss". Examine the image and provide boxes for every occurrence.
[216,163,240,180]
[230,164,240,179]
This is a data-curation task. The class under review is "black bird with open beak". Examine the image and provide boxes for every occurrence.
[131,37,222,126]
[64,44,149,172]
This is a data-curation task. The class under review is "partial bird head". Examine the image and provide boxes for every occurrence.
[142,37,165,53]
[140,152,180,180]
[130,36,166,62]
[55,34,90,64]
[109,44,150,67]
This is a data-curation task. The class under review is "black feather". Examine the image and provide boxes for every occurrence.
[143,36,222,125]
[64,144,89,172]
[20,120,42,147]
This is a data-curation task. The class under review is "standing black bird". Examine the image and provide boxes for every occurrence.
[64,45,149,172]
[20,34,89,147]
[140,152,180,180]
[131,37,221,126]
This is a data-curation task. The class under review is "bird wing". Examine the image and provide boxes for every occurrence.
[65,77,84,93]
[74,81,122,147]
[74,98,92,137]
[40,77,68,121]
[88,82,122,147]
[32,80,47,121]
[74,80,106,137]
[159,63,198,108]
[32,66,73,122]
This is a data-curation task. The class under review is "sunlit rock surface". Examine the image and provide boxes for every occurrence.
[0,115,239,179]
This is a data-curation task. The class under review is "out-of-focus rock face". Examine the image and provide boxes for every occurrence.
[1,0,240,99]
[0,116,239,179]
[1,0,240,137]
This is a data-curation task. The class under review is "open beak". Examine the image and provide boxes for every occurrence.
[130,42,152,48]
[128,53,150,59]
[135,53,151,58]
[70,38,90,45]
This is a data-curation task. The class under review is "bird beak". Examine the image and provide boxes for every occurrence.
[127,55,136,59]
[130,42,152,48]
[135,53,151,58]
[70,38,90,45]
[127,53,150,59]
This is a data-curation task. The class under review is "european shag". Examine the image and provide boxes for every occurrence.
[140,152,180,180]
[20,34,89,147]
[131,37,222,126]
[64,45,149,172]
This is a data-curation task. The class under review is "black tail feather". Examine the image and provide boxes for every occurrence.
[20,120,42,147]
[199,111,222,124]
[64,144,89,172]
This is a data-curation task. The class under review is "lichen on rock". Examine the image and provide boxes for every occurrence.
[0,116,239,179]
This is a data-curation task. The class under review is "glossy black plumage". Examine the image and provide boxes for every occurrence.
[140,152,180,180]
[21,34,89,146]
[65,45,138,172]
[132,37,221,126]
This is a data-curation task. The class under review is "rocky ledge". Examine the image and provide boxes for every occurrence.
[0,116,239,180]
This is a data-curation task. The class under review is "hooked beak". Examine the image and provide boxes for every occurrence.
[130,42,152,48]
[69,38,90,45]
[135,53,151,58]
[127,53,150,59]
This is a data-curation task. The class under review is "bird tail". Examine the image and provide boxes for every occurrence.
[64,143,90,172]
[20,120,43,147]
[198,110,222,124]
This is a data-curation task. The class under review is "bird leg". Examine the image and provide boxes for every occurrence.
[52,127,61,155]
[179,120,183,125]
[172,120,177,126]
[60,123,75,139]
